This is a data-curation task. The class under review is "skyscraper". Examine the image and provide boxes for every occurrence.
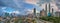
[52,8,54,16]
[34,8,36,13]
[33,8,36,17]
[45,4,47,16]
[48,3,51,17]
[49,3,50,13]
[40,9,45,16]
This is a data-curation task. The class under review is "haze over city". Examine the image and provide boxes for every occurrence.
[0,0,60,23]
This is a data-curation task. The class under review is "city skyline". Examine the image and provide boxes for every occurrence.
[0,0,60,15]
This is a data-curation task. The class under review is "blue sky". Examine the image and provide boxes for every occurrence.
[0,0,59,15]
[22,3,35,9]
[0,0,37,15]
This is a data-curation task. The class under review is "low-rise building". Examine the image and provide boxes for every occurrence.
[55,11,60,17]
[40,9,46,16]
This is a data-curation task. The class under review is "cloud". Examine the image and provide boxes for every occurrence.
[25,0,36,4]
[3,10,20,14]
[12,10,20,14]
[0,0,43,15]
[25,8,42,14]
[24,9,33,14]
[24,8,41,14]
[51,2,58,11]
[13,0,23,8]
[0,0,25,8]
[1,7,11,13]
[2,7,7,10]
[36,10,39,13]
[0,0,6,6]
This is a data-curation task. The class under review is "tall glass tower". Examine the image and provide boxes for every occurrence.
[33,8,36,18]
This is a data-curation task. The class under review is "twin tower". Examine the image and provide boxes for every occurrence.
[45,3,54,16]
[33,3,54,17]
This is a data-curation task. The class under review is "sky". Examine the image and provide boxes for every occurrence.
[0,0,60,15]
[0,0,36,15]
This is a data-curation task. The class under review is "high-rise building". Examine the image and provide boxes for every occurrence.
[40,9,45,16]
[45,4,47,16]
[33,8,36,17]
[34,8,36,14]
[52,8,54,16]
[55,11,60,17]
[49,3,50,12]
[47,3,52,17]
[40,4,48,16]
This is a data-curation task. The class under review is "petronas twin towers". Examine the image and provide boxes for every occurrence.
[33,3,54,16]
[45,3,54,16]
